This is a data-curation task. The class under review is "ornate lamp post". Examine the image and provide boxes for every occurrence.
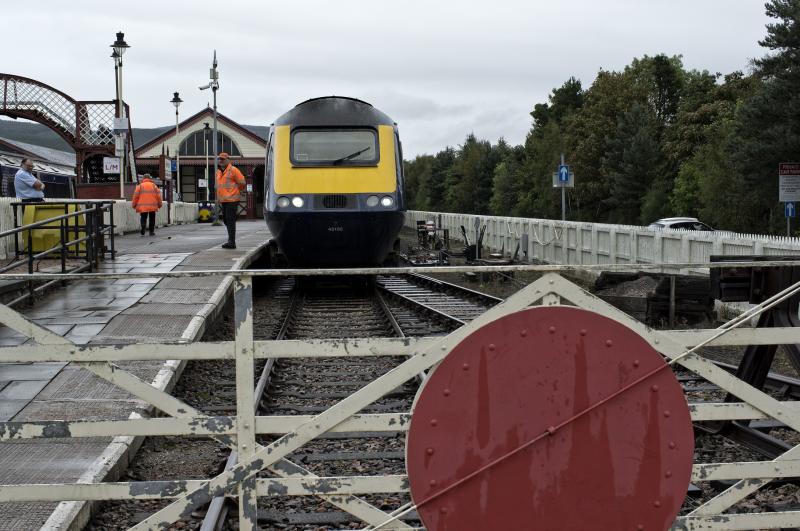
[110,31,130,199]
[171,91,183,198]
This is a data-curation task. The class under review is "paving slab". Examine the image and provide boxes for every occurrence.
[0,380,49,401]
[0,363,66,381]
[97,314,195,340]
[140,288,217,304]
[123,302,215,316]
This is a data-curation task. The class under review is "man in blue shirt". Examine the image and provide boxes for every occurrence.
[14,158,45,202]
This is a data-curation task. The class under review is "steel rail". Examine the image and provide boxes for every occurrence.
[405,272,503,305]
[202,276,480,529]
[200,287,297,531]
[377,283,466,328]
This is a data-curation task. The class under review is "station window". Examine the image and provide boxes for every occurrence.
[290,129,378,166]
[179,131,242,157]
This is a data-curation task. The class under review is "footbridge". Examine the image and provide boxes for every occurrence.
[0,73,129,183]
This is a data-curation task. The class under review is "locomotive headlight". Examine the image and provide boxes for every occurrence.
[291,196,304,208]
[366,195,380,207]
[380,196,394,207]
[277,196,290,208]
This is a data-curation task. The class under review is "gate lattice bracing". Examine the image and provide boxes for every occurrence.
[0,264,798,530]
[0,73,128,182]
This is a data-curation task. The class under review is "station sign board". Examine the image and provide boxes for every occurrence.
[103,157,121,174]
[779,163,800,202]
[113,117,129,134]
[552,171,574,188]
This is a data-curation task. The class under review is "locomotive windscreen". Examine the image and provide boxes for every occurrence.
[291,129,378,165]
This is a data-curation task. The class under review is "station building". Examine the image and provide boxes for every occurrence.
[134,107,267,219]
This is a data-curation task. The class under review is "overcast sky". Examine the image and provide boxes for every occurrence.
[4,1,770,157]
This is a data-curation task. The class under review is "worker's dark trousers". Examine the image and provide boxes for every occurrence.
[221,202,237,243]
[140,212,156,235]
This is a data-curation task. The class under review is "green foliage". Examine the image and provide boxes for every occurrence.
[602,103,667,223]
[402,2,800,234]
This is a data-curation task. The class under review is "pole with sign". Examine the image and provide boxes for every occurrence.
[779,163,800,236]
[552,153,574,221]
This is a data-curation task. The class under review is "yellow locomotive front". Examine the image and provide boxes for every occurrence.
[264,97,405,266]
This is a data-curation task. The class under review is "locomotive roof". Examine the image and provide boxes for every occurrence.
[273,96,395,127]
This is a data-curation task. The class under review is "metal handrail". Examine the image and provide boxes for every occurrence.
[2,200,116,305]
[0,206,97,237]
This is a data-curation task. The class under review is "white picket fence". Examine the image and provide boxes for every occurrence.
[407,211,800,266]
[0,199,198,259]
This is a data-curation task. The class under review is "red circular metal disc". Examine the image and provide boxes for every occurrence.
[406,306,693,531]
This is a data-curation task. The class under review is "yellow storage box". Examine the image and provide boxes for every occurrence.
[20,203,87,254]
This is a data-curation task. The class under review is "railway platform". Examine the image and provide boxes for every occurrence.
[0,220,269,531]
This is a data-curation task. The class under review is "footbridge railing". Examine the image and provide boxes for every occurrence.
[408,210,800,267]
[1,73,129,179]
[0,262,798,530]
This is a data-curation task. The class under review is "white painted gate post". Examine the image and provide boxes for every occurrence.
[234,276,258,530]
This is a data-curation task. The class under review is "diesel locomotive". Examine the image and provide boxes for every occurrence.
[264,97,406,266]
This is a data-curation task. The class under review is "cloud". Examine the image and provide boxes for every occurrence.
[2,0,770,156]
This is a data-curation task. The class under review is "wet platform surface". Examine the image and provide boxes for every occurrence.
[0,220,269,530]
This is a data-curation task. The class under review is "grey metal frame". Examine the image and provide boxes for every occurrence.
[0,264,798,530]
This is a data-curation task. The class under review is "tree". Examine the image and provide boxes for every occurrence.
[565,70,640,221]
[626,54,685,127]
[489,145,526,215]
[602,103,666,224]
[532,77,585,130]
[445,134,499,214]
[755,0,800,79]
[518,121,564,219]
[729,0,800,232]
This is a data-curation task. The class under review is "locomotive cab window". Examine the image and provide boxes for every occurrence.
[291,129,379,166]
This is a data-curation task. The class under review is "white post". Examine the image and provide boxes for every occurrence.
[117,59,125,199]
[560,153,566,221]
[205,132,210,202]
[175,109,180,199]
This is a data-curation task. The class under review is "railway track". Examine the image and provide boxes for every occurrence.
[87,272,800,529]
[201,274,499,530]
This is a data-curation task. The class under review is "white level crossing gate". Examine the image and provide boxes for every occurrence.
[0,265,797,529]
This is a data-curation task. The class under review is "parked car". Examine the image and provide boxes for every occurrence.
[647,217,714,231]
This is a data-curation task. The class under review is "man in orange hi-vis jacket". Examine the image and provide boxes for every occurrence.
[215,152,246,249]
[132,174,163,236]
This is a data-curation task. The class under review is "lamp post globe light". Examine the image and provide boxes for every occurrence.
[110,31,130,198]
[171,91,183,198]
